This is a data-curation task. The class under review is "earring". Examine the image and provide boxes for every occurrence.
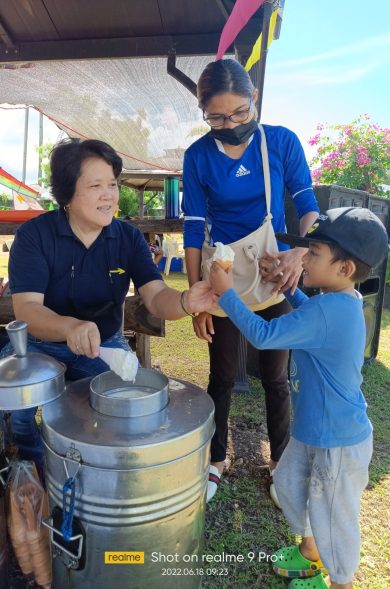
[64,204,70,213]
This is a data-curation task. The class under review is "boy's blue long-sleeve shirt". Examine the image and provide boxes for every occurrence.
[218,288,372,448]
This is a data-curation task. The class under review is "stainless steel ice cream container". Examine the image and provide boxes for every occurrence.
[42,368,214,588]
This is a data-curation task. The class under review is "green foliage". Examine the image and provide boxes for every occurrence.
[0,192,12,210]
[36,143,54,187]
[118,186,164,218]
[39,199,58,211]
[309,115,390,196]
[187,125,209,138]
[144,190,164,215]
[118,185,139,217]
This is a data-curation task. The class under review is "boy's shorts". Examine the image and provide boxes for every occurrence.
[273,435,373,584]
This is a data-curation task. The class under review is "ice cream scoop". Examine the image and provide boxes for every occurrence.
[212,242,235,272]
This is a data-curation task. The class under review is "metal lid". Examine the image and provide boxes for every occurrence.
[0,321,66,410]
[42,371,215,469]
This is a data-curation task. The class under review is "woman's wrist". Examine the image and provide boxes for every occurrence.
[180,290,198,317]
[282,247,307,263]
[289,246,307,258]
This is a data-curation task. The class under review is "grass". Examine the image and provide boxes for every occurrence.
[151,273,390,589]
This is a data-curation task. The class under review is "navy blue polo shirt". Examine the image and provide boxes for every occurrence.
[9,210,162,341]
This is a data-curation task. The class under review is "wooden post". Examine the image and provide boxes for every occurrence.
[137,188,145,218]
[135,334,151,368]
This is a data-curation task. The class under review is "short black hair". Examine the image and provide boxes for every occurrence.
[329,243,371,283]
[197,59,255,110]
[50,138,123,207]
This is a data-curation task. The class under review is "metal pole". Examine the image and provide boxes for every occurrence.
[38,112,43,185]
[256,0,274,121]
[22,107,29,183]
[234,333,250,393]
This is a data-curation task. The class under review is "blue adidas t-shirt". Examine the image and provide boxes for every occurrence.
[9,210,162,341]
[218,287,372,448]
[182,124,319,250]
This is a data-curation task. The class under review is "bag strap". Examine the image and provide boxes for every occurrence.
[259,124,272,219]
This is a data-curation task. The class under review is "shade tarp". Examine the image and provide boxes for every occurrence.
[0,56,213,172]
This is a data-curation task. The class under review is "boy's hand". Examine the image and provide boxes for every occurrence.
[209,262,233,295]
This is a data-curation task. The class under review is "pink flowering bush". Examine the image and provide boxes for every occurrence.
[309,115,390,196]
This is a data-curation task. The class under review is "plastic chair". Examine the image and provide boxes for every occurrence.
[163,240,187,276]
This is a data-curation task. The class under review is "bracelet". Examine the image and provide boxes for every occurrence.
[180,290,198,317]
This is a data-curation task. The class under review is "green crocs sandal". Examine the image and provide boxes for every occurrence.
[272,545,327,578]
[288,573,329,588]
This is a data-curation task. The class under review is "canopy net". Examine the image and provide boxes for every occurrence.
[0,56,213,172]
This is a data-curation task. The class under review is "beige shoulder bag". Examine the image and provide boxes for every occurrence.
[201,124,284,317]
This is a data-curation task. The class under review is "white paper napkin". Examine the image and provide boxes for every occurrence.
[99,347,139,382]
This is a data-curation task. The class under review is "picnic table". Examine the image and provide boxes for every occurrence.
[0,217,183,237]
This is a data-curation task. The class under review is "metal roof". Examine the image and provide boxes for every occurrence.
[0,0,267,64]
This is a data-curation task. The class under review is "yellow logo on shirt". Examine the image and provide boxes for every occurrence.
[109,268,125,275]
[307,223,319,234]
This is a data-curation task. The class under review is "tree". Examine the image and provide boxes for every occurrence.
[36,143,54,187]
[143,191,164,216]
[118,185,139,217]
[0,192,12,210]
[309,115,390,197]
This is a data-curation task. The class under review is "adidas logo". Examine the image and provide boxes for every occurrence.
[236,164,250,177]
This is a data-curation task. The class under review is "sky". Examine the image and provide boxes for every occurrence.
[0,0,389,188]
[262,0,390,153]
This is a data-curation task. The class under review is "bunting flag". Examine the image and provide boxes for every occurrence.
[13,192,44,211]
[216,0,265,60]
[244,8,278,72]
[0,167,40,199]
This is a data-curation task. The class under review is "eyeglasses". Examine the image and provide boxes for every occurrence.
[203,99,253,128]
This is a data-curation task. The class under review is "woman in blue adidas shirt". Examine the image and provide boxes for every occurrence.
[182,59,320,503]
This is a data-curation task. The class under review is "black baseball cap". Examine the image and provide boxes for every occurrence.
[276,207,389,268]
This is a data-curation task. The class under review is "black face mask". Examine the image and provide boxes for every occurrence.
[210,119,258,146]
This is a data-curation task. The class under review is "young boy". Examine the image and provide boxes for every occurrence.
[208,207,388,589]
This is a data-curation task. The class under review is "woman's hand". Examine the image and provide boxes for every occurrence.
[11,294,102,358]
[209,262,233,295]
[259,254,278,280]
[260,248,307,295]
[192,312,214,343]
[65,320,101,359]
[186,280,218,314]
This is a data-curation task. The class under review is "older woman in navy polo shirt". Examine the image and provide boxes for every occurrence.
[1,138,215,471]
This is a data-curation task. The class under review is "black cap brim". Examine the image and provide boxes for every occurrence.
[275,232,336,248]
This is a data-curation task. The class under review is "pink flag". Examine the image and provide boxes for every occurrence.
[216,0,265,60]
